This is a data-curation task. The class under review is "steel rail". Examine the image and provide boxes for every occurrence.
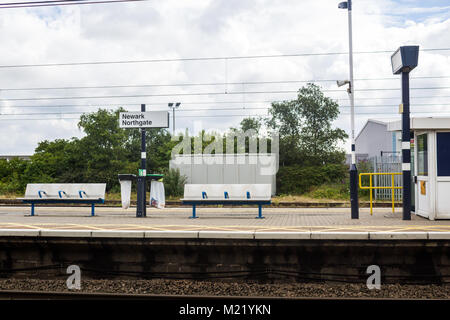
[0,290,446,301]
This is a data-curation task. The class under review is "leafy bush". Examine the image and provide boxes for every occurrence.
[0,158,30,195]
[276,164,347,195]
[356,160,373,199]
[164,168,187,198]
[305,183,349,200]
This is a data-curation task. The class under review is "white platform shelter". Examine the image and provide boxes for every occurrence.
[388,117,450,220]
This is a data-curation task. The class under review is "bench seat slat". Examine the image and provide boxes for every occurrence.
[20,198,104,203]
[17,196,103,201]
[181,199,270,202]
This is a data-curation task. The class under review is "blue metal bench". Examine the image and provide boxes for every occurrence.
[18,183,106,216]
[181,184,271,219]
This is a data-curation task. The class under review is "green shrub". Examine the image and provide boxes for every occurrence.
[0,158,30,194]
[164,168,187,198]
[305,183,349,200]
[276,164,347,195]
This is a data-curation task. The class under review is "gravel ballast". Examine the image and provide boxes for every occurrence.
[0,279,449,299]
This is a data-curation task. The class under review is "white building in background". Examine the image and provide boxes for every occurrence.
[169,153,278,196]
[355,119,401,159]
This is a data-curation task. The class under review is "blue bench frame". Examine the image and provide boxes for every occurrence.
[181,199,271,219]
[22,198,105,216]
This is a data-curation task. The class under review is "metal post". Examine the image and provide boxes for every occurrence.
[401,72,411,220]
[168,103,180,135]
[91,203,95,217]
[190,204,197,219]
[256,204,264,219]
[173,107,175,136]
[347,0,359,219]
[31,203,35,216]
[391,173,395,214]
[369,174,373,215]
[136,104,147,218]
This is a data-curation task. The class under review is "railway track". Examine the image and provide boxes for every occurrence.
[0,290,447,301]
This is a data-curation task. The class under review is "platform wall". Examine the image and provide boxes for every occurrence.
[0,237,448,284]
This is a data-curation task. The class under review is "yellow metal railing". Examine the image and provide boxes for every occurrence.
[359,172,402,215]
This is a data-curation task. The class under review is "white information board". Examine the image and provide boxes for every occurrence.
[119,111,169,128]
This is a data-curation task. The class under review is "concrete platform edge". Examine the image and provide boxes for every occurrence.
[0,229,449,240]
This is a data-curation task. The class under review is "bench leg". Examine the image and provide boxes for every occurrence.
[189,204,198,219]
[256,204,265,219]
[91,203,95,217]
[31,203,35,216]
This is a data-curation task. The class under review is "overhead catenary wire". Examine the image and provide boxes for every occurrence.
[2,110,450,121]
[2,103,450,115]
[2,95,450,109]
[0,48,448,122]
[0,0,99,5]
[1,86,450,102]
[0,48,448,69]
[0,0,148,9]
[0,48,448,120]
[1,75,450,91]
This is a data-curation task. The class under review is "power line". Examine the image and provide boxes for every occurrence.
[2,102,450,115]
[350,95,450,101]
[0,0,93,5]
[0,0,147,9]
[0,79,336,91]
[0,114,266,121]
[1,111,450,121]
[1,95,449,109]
[0,90,299,101]
[2,86,450,101]
[1,75,449,91]
[1,95,450,108]
[0,48,448,69]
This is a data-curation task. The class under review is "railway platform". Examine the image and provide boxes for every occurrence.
[1,206,449,284]
[0,206,450,238]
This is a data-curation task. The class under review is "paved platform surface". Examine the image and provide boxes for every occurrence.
[0,206,449,236]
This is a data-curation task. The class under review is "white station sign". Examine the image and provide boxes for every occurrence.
[119,111,169,128]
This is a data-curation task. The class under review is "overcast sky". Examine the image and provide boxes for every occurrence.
[0,0,449,155]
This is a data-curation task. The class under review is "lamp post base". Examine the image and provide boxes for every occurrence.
[350,164,359,219]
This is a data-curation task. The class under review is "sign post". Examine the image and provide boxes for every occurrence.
[120,108,169,217]
[391,45,419,220]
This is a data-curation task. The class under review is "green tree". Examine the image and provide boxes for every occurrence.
[76,108,173,189]
[266,83,347,166]
[24,139,84,184]
[77,108,136,188]
[0,158,30,193]
[239,117,262,134]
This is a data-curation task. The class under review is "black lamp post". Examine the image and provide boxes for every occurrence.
[391,45,419,221]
